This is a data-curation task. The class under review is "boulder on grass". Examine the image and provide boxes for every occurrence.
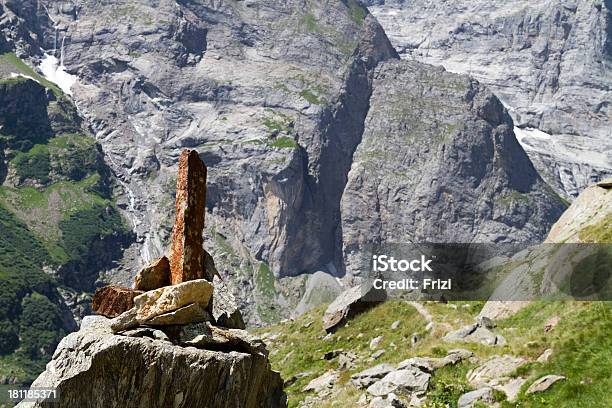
[322,283,386,333]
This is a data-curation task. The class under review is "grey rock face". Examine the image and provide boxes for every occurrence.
[365,0,612,198]
[17,317,286,408]
[22,0,398,325]
[294,271,343,316]
[4,0,570,327]
[341,60,566,275]
[457,387,494,408]
[33,0,396,276]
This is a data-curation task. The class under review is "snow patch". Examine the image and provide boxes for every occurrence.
[39,54,77,95]
[513,126,551,148]
[9,72,39,83]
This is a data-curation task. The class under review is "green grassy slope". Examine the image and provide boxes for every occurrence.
[258,300,612,407]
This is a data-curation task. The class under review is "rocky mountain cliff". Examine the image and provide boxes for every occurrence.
[364,0,612,199]
[0,0,570,327]
[341,60,565,275]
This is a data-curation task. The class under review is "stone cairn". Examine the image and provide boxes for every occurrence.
[91,149,258,353]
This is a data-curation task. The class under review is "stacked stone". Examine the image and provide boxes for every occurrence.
[92,149,245,339]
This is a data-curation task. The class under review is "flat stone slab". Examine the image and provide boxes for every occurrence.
[111,279,213,332]
[467,355,527,387]
[526,375,566,394]
[182,322,268,357]
[302,370,338,394]
[351,364,396,388]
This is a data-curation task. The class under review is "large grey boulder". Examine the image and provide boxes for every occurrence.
[322,283,386,332]
[467,355,527,388]
[294,271,343,316]
[352,364,396,388]
[17,317,285,408]
[457,387,495,408]
[443,322,506,346]
[301,370,339,395]
[367,368,430,397]
[396,350,473,373]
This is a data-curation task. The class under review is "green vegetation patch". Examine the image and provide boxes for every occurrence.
[255,262,281,324]
[299,88,323,105]
[269,136,298,149]
[256,299,612,407]
[500,302,612,407]
[48,133,100,181]
[301,13,322,33]
[18,293,65,359]
[12,144,51,184]
[0,203,63,381]
[0,52,61,96]
[60,203,128,263]
[346,0,367,24]
[498,191,530,208]
[256,301,429,407]
[579,216,612,243]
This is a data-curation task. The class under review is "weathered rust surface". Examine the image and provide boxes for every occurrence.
[169,149,208,285]
[92,285,143,318]
[134,256,170,291]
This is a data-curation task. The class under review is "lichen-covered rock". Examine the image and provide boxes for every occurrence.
[111,279,213,331]
[169,150,209,284]
[134,256,170,291]
[91,285,143,318]
[16,317,286,408]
